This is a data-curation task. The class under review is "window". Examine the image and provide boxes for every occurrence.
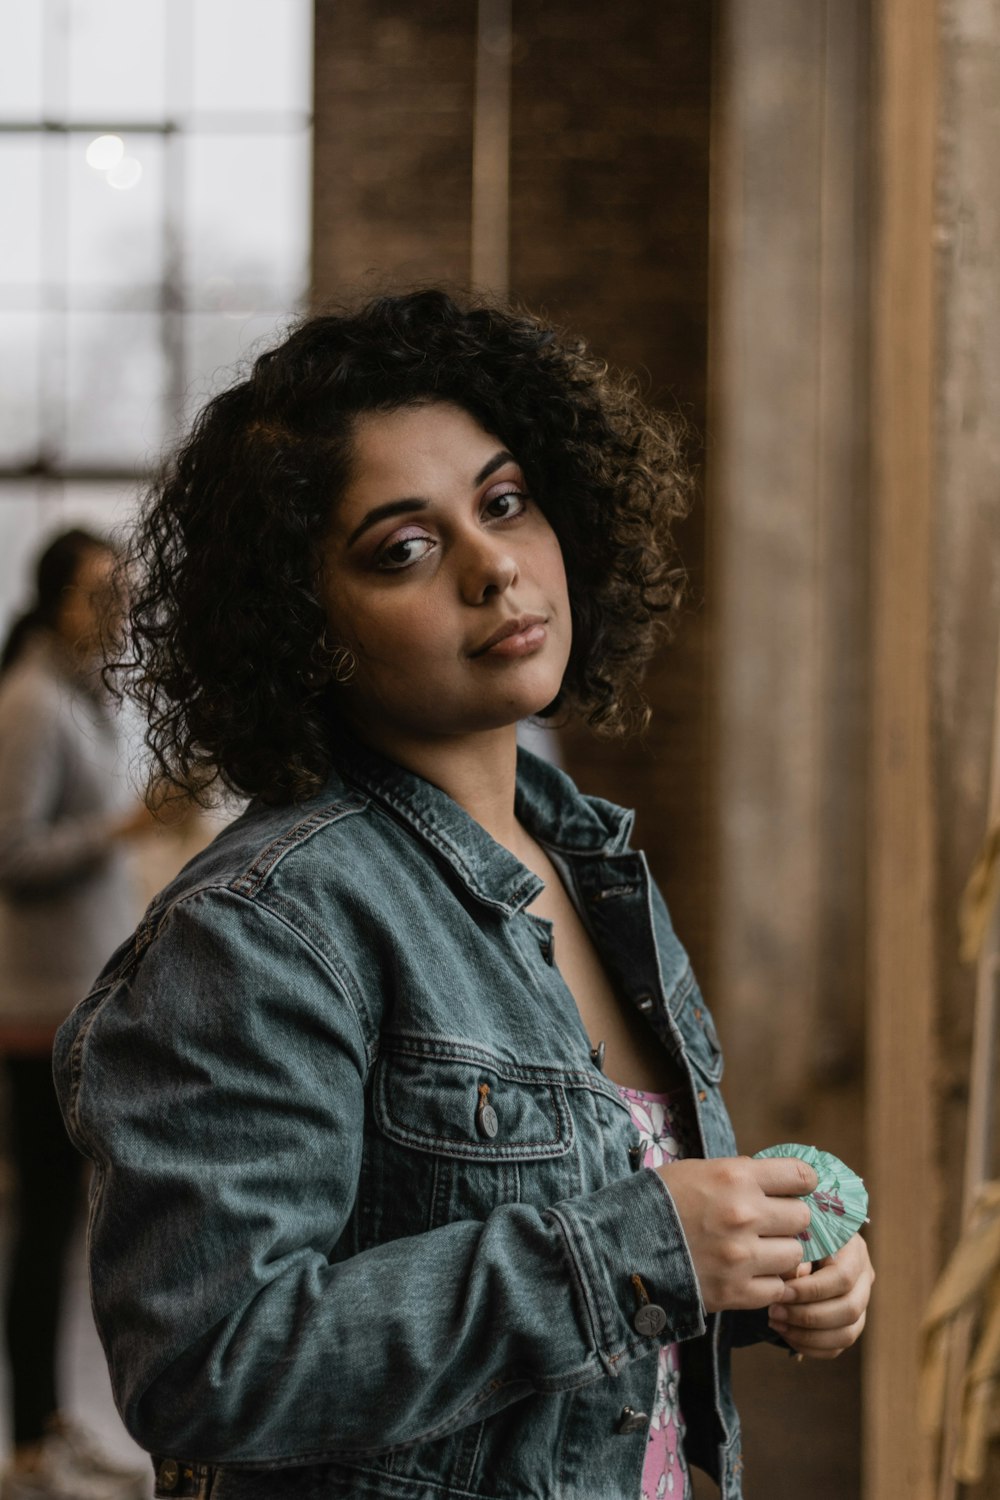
[0,0,313,623]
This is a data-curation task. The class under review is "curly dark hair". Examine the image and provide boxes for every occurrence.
[115,288,694,805]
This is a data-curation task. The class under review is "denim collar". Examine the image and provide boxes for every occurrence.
[330,732,635,917]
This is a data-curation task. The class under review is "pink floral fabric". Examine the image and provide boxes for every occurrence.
[617,1086,693,1500]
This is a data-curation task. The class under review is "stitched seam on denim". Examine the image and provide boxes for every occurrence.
[222,888,371,1069]
[309,1462,498,1500]
[227,798,368,899]
[666,963,699,1018]
[249,1376,529,1466]
[130,885,372,1074]
[349,783,536,914]
[380,1033,627,1092]
[546,1204,615,1359]
[648,1169,708,1334]
[258,888,377,1055]
[64,992,114,1158]
[638,850,674,1016]
[563,1203,621,1353]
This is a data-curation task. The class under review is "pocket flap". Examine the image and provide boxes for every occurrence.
[669,972,724,1083]
[374,1048,574,1163]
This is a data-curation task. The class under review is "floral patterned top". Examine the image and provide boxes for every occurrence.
[616,1086,696,1500]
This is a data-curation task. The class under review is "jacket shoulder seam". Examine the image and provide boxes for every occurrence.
[227,795,369,899]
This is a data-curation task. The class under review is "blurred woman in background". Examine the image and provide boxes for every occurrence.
[0,529,150,1500]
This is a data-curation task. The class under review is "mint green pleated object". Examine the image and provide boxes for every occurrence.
[753,1143,870,1258]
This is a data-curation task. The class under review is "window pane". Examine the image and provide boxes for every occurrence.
[183,133,311,303]
[53,479,141,535]
[0,315,43,464]
[0,141,45,299]
[61,313,168,468]
[180,312,290,425]
[0,8,45,122]
[68,133,165,308]
[189,0,313,117]
[66,0,168,123]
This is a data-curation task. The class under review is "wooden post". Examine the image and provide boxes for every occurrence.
[471,0,511,294]
[866,0,939,1495]
[709,0,871,1149]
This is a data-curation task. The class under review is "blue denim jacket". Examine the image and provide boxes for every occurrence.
[55,739,766,1500]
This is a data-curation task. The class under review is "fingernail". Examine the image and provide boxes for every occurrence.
[769,1306,788,1323]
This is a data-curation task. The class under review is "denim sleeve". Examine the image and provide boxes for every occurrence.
[55,887,706,1465]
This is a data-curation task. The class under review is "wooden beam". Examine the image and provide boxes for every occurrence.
[866,0,939,1495]
[471,0,511,294]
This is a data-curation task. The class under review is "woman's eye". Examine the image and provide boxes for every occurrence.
[484,489,528,520]
[375,534,435,571]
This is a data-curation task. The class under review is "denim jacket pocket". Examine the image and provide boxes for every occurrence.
[365,1042,578,1238]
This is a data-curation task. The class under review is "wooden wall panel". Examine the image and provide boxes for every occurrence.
[709,1,871,1147]
[508,0,715,985]
[312,0,476,296]
[866,0,938,1495]
[932,3,1000,1494]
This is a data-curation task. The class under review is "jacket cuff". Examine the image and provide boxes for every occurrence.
[548,1167,706,1378]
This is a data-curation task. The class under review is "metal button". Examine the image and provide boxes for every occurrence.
[617,1406,650,1435]
[590,1040,606,1072]
[628,1143,644,1168]
[697,1089,707,1103]
[633,1302,667,1337]
[477,1102,498,1138]
[158,1461,179,1492]
[636,994,655,1014]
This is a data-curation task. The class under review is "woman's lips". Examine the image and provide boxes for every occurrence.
[479,622,547,658]
[470,614,548,658]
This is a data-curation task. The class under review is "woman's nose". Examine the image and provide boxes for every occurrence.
[458,533,519,603]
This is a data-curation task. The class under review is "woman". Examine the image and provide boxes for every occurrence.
[53,291,873,1500]
[0,529,154,1500]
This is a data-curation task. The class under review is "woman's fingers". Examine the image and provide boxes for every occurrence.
[657,1156,820,1312]
[752,1156,819,1198]
[770,1284,869,1333]
[768,1233,874,1357]
[773,1309,868,1358]
[775,1234,875,1306]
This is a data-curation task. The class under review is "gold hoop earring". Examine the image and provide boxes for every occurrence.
[318,628,358,684]
[327,644,358,685]
[301,631,358,689]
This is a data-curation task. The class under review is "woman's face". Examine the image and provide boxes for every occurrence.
[319,401,572,749]
[57,547,118,661]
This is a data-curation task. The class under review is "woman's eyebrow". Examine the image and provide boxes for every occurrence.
[345,450,517,548]
[346,498,427,548]
[474,449,516,485]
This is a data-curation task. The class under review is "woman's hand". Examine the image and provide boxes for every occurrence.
[656,1155,818,1313]
[766,1232,874,1358]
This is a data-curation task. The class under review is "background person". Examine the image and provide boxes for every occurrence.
[0,529,152,1500]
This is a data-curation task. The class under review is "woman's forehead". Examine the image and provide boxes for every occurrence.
[343,402,512,500]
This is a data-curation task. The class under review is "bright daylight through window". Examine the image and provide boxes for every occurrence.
[0,0,313,622]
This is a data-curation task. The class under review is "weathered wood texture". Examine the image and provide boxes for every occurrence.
[709,0,871,1149]
[866,0,939,1496]
[312,0,476,297]
[933,3,1000,1494]
[507,0,715,987]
